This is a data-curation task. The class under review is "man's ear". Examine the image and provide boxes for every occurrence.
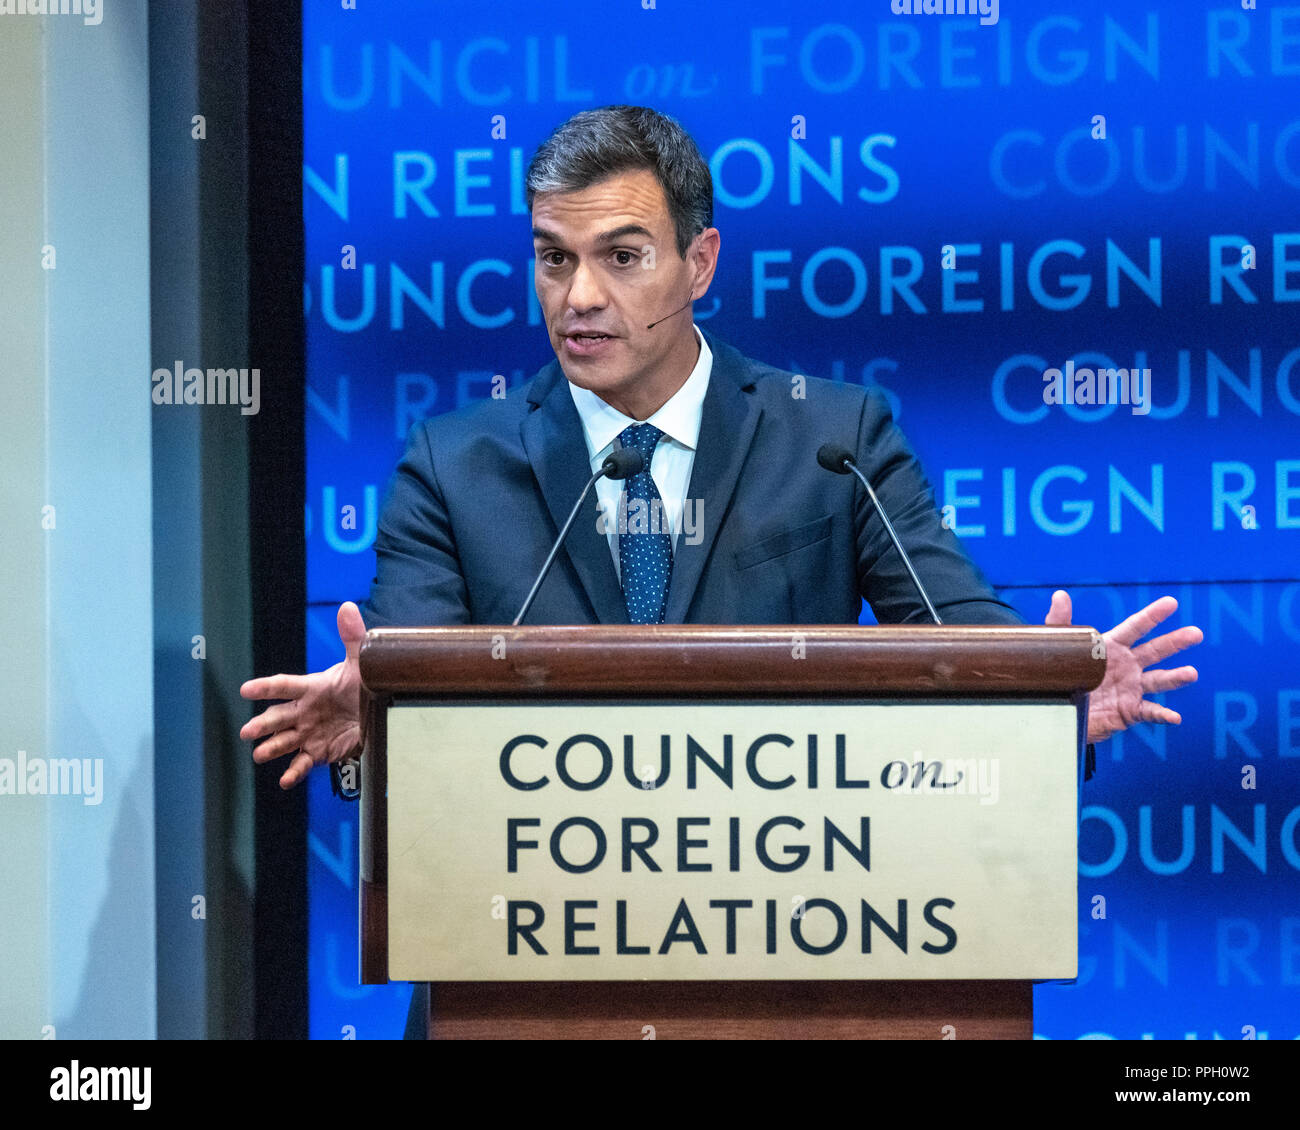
[688,227,721,296]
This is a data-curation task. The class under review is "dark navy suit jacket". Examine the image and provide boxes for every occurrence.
[362,331,1030,1032]
[359,329,1023,629]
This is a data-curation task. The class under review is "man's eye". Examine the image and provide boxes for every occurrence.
[612,249,638,266]
[541,251,565,266]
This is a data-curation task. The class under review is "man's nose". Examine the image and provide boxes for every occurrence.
[566,261,606,312]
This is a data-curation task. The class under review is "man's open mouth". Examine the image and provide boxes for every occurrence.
[568,333,613,340]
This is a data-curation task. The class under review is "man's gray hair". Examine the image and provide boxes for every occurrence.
[525,105,713,260]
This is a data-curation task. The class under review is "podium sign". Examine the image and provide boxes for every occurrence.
[386,699,1078,982]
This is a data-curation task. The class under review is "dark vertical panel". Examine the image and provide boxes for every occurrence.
[196,0,255,1042]
[247,0,307,1040]
[152,0,261,1039]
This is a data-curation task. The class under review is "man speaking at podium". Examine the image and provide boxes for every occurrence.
[240,107,1201,1026]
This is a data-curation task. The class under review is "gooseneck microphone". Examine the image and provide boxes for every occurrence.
[512,448,645,625]
[816,442,944,625]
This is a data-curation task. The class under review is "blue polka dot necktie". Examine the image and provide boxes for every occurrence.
[617,423,673,624]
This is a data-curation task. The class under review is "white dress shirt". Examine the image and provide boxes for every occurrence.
[567,323,712,584]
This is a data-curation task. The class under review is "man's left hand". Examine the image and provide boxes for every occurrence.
[1044,590,1203,745]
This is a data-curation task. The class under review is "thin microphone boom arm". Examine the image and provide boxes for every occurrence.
[646,284,696,330]
[646,300,693,330]
[512,449,644,626]
[816,443,944,626]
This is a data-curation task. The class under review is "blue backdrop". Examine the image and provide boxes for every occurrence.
[302,0,1299,1039]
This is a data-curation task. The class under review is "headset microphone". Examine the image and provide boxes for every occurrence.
[646,282,698,330]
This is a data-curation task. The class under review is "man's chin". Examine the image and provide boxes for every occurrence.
[559,362,625,393]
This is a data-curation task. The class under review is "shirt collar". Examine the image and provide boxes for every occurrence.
[567,323,712,461]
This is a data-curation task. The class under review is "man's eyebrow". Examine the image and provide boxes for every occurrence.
[530,224,655,245]
[593,224,654,245]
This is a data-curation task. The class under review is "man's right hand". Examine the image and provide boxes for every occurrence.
[240,601,368,790]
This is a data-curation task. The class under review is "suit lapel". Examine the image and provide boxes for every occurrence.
[520,333,763,626]
[662,332,762,623]
[520,363,630,624]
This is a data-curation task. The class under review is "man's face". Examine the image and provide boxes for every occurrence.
[531,168,713,416]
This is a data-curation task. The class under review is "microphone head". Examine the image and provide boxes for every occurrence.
[816,443,855,474]
[603,448,645,480]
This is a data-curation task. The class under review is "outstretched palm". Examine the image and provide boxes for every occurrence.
[240,601,368,789]
[1044,591,1203,745]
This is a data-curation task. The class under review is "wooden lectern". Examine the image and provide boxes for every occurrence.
[358,625,1105,1040]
